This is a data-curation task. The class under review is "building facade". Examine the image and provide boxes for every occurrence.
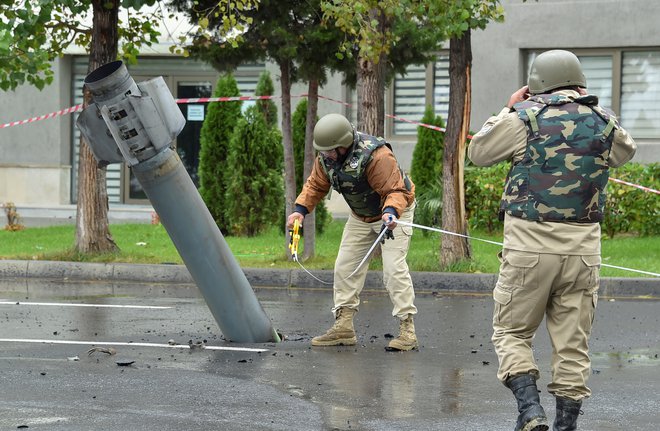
[1,0,658,209]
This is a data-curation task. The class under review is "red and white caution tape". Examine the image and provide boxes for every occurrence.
[317,94,449,133]
[0,95,284,129]
[175,95,280,104]
[2,94,657,196]
[608,177,660,195]
[0,104,83,129]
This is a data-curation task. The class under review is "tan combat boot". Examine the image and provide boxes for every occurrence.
[387,314,418,351]
[311,307,357,346]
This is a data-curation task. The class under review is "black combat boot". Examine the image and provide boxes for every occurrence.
[506,374,549,431]
[553,396,582,431]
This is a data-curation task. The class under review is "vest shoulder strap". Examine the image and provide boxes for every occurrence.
[513,100,546,139]
[588,104,618,142]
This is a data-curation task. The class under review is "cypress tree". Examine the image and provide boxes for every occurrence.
[255,71,278,128]
[410,105,445,227]
[292,99,329,233]
[224,106,284,237]
[198,74,243,234]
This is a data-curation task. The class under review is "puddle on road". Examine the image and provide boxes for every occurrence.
[0,279,201,301]
[592,349,660,368]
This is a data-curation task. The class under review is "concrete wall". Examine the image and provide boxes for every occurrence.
[0,58,73,205]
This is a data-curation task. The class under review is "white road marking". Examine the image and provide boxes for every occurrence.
[0,301,171,309]
[0,338,269,353]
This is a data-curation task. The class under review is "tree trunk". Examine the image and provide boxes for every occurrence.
[440,30,472,267]
[301,79,319,260]
[279,60,296,259]
[357,56,386,136]
[75,0,119,253]
[356,8,387,136]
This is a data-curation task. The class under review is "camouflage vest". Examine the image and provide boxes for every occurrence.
[320,133,411,218]
[501,93,616,223]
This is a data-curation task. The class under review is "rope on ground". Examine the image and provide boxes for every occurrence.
[395,220,660,278]
[293,220,660,281]
[293,225,389,285]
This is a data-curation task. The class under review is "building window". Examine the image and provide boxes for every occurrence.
[578,55,613,108]
[390,53,450,137]
[433,55,450,122]
[393,63,427,135]
[621,50,660,139]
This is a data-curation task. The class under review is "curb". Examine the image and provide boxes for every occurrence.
[0,259,658,298]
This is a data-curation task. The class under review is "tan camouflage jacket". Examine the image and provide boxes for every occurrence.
[295,145,415,223]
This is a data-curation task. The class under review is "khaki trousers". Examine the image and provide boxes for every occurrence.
[492,249,600,400]
[331,204,417,319]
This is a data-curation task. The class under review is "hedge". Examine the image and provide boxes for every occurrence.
[464,162,659,237]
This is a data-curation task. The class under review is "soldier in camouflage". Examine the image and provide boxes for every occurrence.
[287,113,418,352]
[469,50,636,431]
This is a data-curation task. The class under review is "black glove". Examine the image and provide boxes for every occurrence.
[379,223,395,244]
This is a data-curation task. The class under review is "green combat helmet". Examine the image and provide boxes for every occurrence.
[528,50,586,94]
[313,113,354,151]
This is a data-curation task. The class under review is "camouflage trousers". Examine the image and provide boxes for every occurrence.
[331,204,417,319]
[492,249,601,400]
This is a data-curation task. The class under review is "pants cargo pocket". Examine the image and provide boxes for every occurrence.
[400,225,413,237]
[493,284,513,327]
[581,255,601,324]
[493,250,540,328]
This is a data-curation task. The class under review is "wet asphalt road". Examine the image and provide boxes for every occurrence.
[1,281,659,431]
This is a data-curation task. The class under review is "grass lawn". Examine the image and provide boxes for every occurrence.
[0,219,658,278]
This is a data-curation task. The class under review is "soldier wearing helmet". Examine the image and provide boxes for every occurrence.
[469,50,636,431]
[287,113,418,351]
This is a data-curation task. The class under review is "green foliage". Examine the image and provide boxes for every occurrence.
[0,0,161,90]
[602,163,659,238]
[198,73,243,233]
[172,0,311,70]
[121,0,158,8]
[169,0,259,50]
[321,0,442,81]
[464,162,660,237]
[410,106,444,227]
[464,162,508,233]
[224,106,284,236]
[320,0,503,66]
[427,0,504,39]
[415,178,444,232]
[254,71,278,128]
[1,222,656,277]
[292,99,330,233]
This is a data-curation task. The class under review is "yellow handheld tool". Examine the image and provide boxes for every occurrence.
[288,218,301,261]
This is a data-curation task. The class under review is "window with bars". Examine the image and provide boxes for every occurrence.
[579,55,613,108]
[390,54,450,136]
[393,64,427,135]
[621,51,660,139]
[433,55,450,121]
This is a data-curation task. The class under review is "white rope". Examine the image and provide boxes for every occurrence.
[294,225,389,285]
[599,263,660,277]
[395,220,660,278]
[294,220,659,281]
[395,220,504,246]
